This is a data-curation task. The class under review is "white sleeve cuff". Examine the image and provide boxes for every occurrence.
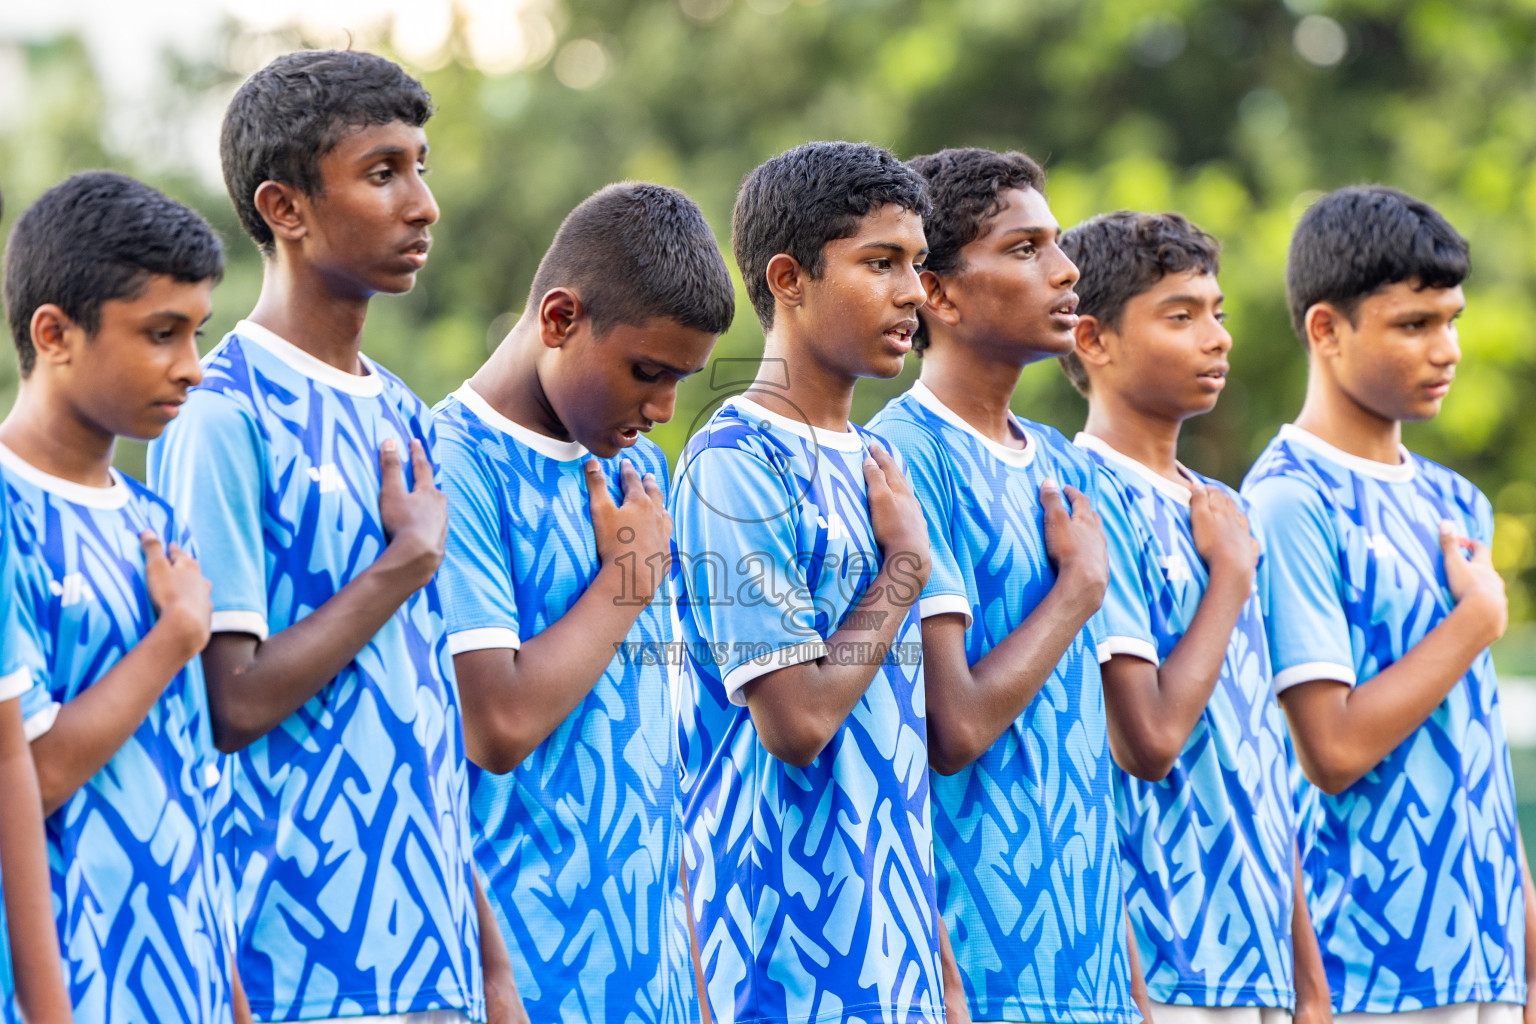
[722,640,829,707]
[919,594,973,627]
[447,627,522,655]
[24,701,61,742]
[0,667,31,703]
[210,610,269,640]
[1273,661,1357,693]
[1097,637,1160,667]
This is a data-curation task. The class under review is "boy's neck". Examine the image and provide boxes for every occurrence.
[1080,390,1183,484]
[247,256,371,376]
[915,333,1028,449]
[1294,366,1404,465]
[468,319,574,443]
[747,331,857,432]
[0,384,117,488]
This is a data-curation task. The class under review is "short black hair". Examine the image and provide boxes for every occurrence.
[4,171,224,377]
[731,141,929,329]
[1058,211,1221,395]
[221,49,433,256]
[1287,185,1468,343]
[904,147,1047,354]
[530,182,735,337]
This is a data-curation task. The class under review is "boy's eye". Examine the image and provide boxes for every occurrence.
[633,365,662,383]
[1215,311,1228,323]
[1014,243,1037,257]
[869,258,892,271]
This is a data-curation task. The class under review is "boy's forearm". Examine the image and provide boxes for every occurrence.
[1280,598,1494,794]
[1103,570,1248,781]
[476,872,527,1024]
[201,545,431,753]
[455,564,649,773]
[926,576,1092,775]
[1520,836,1535,1017]
[742,557,924,767]
[32,621,201,814]
[0,706,72,1024]
[1291,848,1332,1020]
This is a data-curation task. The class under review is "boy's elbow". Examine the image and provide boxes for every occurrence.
[927,717,988,776]
[1108,726,1181,783]
[1293,741,1363,796]
[464,713,536,775]
[758,729,828,769]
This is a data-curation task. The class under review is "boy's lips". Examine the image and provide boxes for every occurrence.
[1049,294,1079,329]
[883,320,918,353]
[1423,377,1454,398]
[1197,364,1229,390]
[401,237,431,269]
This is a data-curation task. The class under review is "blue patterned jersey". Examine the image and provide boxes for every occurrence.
[433,384,695,1024]
[147,320,482,1022]
[1075,433,1296,1010]
[0,444,230,1024]
[867,383,1136,1024]
[670,396,943,1024]
[0,470,36,1024]
[1242,424,1525,1014]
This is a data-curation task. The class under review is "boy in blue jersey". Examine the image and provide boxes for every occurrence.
[867,147,1139,1024]
[148,51,517,1023]
[0,186,71,1024]
[0,171,231,1023]
[1242,186,1534,1024]
[671,140,951,1024]
[433,182,734,1024]
[1058,210,1331,1024]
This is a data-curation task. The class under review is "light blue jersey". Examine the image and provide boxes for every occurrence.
[1075,433,1296,1010]
[148,321,482,1022]
[0,469,37,1024]
[432,384,695,1024]
[1242,424,1525,1014]
[867,383,1136,1024]
[671,396,943,1024]
[0,444,230,1024]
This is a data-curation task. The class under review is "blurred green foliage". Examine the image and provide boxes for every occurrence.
[2,0,1536,627]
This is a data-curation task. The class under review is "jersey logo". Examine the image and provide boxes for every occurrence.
[817,514,849,541]
[49,572,96,607]
[1364,533,1398,560]
[307,464,345,494]
[1157,553,1194,582]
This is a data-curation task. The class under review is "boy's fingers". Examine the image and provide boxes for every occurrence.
[1039,478,1065,517]
[642,472,664,504]
[1062,484,1091,517]
[618,459,646,501]
[380,439,405,496]
[585,460,617,514]
[1468,539,1494,566]
[166,541,185,563]
[1438,520,1459,560]
[409,438,435,491]
[140,530,167,564]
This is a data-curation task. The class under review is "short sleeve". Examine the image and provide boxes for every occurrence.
[670,445,825,706]
[1092,466,1159,666]
[873,421,971,626]
[1245,474,1356,692]
[149,389,270,639]
[437,435,521,655]
[0,505,34,701]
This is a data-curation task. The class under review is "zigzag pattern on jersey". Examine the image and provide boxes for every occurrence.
[672,406,943,1024]
[1243,439,1525,1013]
[869,395,1136,1024]
[432,399,694,1024]
[1087,457,1295,1009]
[5,474,230,1024]
[185,335,481,1020]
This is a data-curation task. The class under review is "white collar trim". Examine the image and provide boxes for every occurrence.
[452,383,588,462]
[0,443,130,509]
[235,319,384,397]
[728,396,866,452]
[1073,432,1193,507]
[908,380,1035,468]
[1279,423,1415,483]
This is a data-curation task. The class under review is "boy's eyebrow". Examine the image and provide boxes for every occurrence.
[1157,292,1225,307]
[996,225,1056,240]
[640,356,702,376]
[357,142,429,163]
[857,240,930,257]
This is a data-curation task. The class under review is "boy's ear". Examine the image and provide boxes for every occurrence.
[29,304,83,369]
[919,270,960,327]
[536,287,587,350]
[1072,313,1113,370]
[253,180,309,245]
[764,253,805,312]
[1304,302,1346,358]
